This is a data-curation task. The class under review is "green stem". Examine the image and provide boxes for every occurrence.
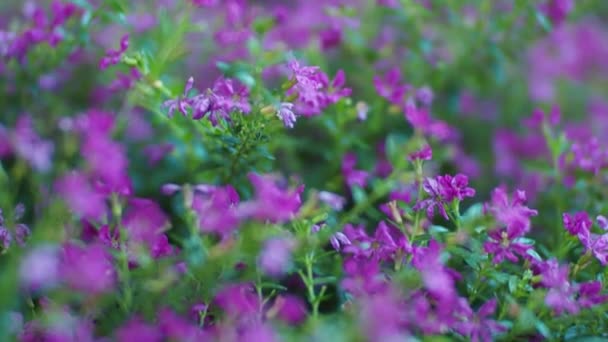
[112,195,132,314]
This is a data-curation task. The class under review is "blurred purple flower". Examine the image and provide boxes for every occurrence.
[60,242,115,294]
[238,173,303,223]
[342,152,369,188]
[116,317,162,342]
[258,237,296,277]
[99,34,129,70]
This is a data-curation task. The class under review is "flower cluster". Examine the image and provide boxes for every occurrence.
[2,0,608,341]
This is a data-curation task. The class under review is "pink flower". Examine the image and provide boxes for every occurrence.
[238,173,303,223]
[60,242,115,294]
[115,317,162,342]
[415,174,475,220]
[99,34,129,70]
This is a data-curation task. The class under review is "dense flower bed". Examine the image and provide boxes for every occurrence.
[1,0,607,341]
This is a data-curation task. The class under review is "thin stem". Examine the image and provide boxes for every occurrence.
[112,194,132,314]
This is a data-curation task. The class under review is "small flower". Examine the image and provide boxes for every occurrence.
[330,232,352,251]
[19,245,60,291]
[318,190,346,211]
[0,227,12,250]
[342,153,369,188]
[60,242,115,294]
[238,173,303,223]
[99,34,129,70]
[116,317,163,342]
[577,281,608,308]
[485,187,538,233]
[276,102,297,128]
[563,211,592,237]
[484,227,532,264]
[163,77,194,118]
[454,298,507,342]
[414,174,475,220]
[373,67,409,106]
[408,145,432,162]
[258,237,296,277]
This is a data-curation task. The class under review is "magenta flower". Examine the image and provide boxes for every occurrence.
[99,34,129,70]
[192,185,241,235]
[258,237,296,277]
[536,259,579,315]
[60,242,115,294]
[404,103,455,141]
[213,283,260,319]
[163,76,194,118]
[286,58,351,116]
[412,240,458,303]
[115,317,162,342]
[10,115,54,172]
[577,281,608,308]
[271,295,307,325]
[408,145,433,162]
[56,171,107,221]
[415,174,475,220]
[342,152,369,188]
[485,187,538,233]
[540,0,574,26]
[563,211,592,236]
[238,173,303,223]
[122,199,169,244]
[373,67,409,106]
[484,227,532,264]
[453,298,507,342]
[158,308,205,342]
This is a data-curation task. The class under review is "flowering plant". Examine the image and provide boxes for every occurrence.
[2,0,608,341]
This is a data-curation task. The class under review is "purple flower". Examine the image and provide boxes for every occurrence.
[577,281,608,308]
[540,0,574,26]
[163,77,194,118]
[484,228,532,264]
[485,187,538,233]
[192,185,241,235]
[276,102,297,128]
[405,103,456,141]
[56,171,107,221]
[270,295,307,325]
[99,34,129,70]
[536,259,579,315]
[19,245,60,291]
[412,240,458,304]
[122,198,169,245]
[286,58,350,116]
[116,317,162,342]
[238,173,303,223]
[454,298,507,342]
[373,67,409,106]
[60,242,115,294]
[408,145,433,162]
[416,86,434,106]
[158,308,205,342]
[342,153,369,188]
[563,211,592,236]
[0,227,11,250]
[415,174,475,220]
[213,283,260,319]
[10,115,54,172]
[258,237,296,277]
[317,190,346,211]
[330,232,352,251]
[15,224,30,246]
